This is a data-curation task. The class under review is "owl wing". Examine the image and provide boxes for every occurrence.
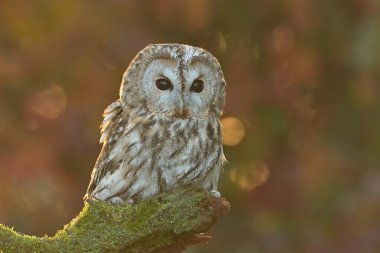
[85,100,125,198]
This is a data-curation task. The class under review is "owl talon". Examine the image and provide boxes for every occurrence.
[210,190,221,199]
[110,196,124,205]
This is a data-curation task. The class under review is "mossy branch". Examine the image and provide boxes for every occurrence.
[0,187,229,253]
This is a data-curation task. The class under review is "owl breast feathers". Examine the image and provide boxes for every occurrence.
[85,43,226,204]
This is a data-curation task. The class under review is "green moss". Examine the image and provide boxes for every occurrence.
[0,187,226,253]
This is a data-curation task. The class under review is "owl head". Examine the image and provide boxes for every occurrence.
[119,44,226,119]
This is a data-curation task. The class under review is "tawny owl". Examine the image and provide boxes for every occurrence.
[85,44,226,204]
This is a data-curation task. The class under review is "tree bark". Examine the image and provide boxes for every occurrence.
[0,187,230,253]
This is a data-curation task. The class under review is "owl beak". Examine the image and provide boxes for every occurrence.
[173,97,190,118]
[175,98,185,114]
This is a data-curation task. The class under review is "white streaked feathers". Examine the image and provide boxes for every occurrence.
[85,44,226,204]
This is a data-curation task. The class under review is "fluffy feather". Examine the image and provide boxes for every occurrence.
[85,44,226,204]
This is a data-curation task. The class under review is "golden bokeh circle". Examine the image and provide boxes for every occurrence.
[221,117,246,146]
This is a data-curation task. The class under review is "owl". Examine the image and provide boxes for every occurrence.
[85,43,226,205]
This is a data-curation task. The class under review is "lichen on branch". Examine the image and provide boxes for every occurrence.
[0,187,229,253]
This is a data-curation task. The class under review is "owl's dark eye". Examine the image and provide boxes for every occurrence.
[156,78,173,91]
[190,80,204,93]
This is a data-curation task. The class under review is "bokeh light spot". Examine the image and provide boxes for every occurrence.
[229,162,270,191]
[221,117,246,146]
[216,31,227,54]
[31,84,67,119]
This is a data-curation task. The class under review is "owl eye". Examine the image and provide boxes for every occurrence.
[190,80,204,93]
[156,78,173,91]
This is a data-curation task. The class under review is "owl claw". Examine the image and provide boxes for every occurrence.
[210,190,221,199]
[109,197,135,205]
[110,196,124,205]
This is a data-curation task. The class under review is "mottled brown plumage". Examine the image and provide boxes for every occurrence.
[85,44,226,204]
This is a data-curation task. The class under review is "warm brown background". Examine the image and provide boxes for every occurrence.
[1,1,380,252]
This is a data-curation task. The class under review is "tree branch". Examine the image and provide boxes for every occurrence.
[0,187,230,253]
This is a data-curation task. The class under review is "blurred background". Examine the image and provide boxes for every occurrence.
[1,0,380,252]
